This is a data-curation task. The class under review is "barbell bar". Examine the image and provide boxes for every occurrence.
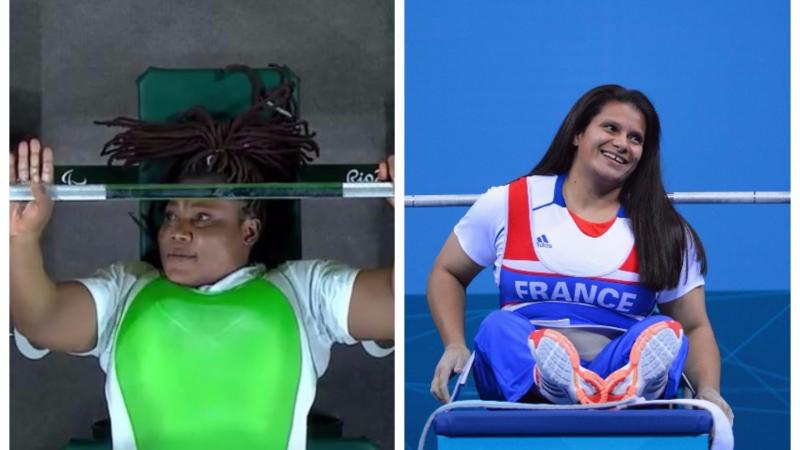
[405,192,791,206]
[10,182,394,202]
[10,184,790,205]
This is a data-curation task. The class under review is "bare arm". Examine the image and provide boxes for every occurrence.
[427,233,484,402]
[11,240,97,353]
[10,139,98,353]
[348,267,394,341]
[659,286,734,423]
[345,155,396,341]
[428,233,483,348]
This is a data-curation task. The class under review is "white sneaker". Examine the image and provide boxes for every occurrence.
[528,329,606,404]
[604,320,684,401]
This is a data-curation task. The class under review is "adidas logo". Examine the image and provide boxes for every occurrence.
[536,234,552,248]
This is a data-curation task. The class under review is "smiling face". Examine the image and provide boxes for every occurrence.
[157,199,261,287]
[571,101,646,190]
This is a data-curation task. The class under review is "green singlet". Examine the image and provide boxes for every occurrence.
[114,276,302,449]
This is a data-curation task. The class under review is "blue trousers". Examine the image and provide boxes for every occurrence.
[472,310,689,402]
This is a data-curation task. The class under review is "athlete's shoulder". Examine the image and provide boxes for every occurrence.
[76,261,158,288]
[267,259,357,285]
[524,174,557,183]
[506,174,559,209]
[472,182,510,210]
[473,173,556,203]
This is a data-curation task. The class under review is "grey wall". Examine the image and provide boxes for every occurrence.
[10,1,394,449]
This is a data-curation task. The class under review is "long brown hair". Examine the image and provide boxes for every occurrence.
[530,85,706,290]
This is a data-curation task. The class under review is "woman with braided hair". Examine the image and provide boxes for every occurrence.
[95,78,322,272]
[10,79,394,449]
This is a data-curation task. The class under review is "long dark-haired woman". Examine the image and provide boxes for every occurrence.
[427,85,733,423]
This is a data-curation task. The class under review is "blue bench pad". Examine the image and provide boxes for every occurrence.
[433,408,712,436]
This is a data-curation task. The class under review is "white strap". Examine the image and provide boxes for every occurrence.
[631,398,733,450]
[448,353,475,403]
[360,340,394,358]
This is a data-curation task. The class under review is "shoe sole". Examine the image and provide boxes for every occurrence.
[605,320,683,401]
[528,329,606,404]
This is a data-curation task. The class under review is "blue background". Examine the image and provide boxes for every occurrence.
[405,0,790,295]
[405,1,790,449]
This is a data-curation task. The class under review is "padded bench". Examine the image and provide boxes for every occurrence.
[433,408,712,450]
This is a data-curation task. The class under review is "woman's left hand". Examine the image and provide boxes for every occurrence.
[376,155,395,207]
[696,386,734,426]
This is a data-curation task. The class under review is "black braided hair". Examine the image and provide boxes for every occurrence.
[96,65,318,181]
[96,65,317,268]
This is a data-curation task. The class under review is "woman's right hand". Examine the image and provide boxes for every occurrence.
[376,154,395,207]
[10,139,55,242]
[430,343,471,403]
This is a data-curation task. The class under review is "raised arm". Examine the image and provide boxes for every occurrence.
[10,139,98,353]
[659,286,734,424]
[427,233,484,403]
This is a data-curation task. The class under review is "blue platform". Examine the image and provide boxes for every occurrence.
[433,408,711,449]
[437,435,707,450]
[433,409,712,436]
